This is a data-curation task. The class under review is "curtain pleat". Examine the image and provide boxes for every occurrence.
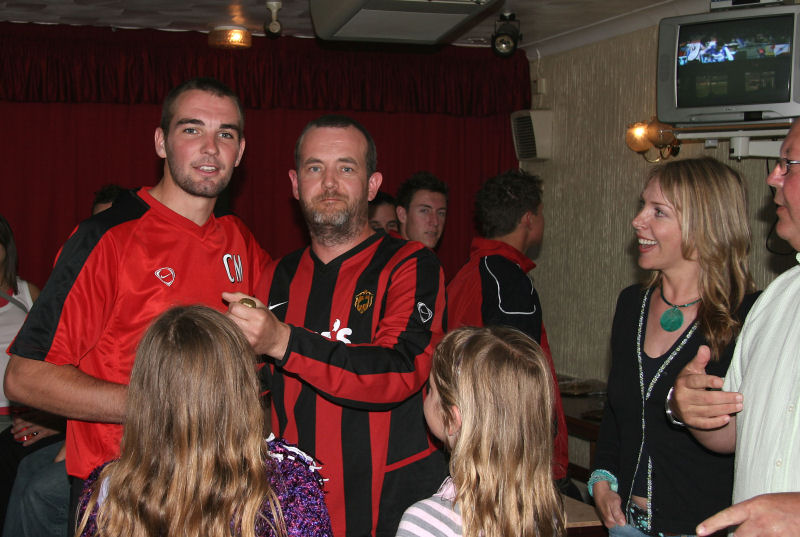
[0,22,530,116]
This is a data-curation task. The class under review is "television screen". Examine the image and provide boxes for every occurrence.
[676,14,793,108]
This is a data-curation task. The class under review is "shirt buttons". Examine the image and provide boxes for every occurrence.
[789,404,796,413]
[776,459,783,467]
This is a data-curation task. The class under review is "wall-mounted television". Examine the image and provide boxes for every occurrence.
[657,5,800,126]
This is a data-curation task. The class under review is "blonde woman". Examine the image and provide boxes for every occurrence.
[591,157,760,537]
[76,305,331,537]
[396,326,566,537]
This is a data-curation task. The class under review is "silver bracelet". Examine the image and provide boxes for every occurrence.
[665,386,686,427]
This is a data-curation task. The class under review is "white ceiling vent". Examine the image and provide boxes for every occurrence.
[310,0,501,44]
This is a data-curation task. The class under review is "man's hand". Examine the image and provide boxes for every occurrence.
[592,481,627,529]
[222,292,291,358]
[697,493,800,537]
[11,410,64,447]
[672,345,742,429]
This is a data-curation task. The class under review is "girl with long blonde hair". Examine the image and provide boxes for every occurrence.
[396,326,566,537]
[76,305,331,537]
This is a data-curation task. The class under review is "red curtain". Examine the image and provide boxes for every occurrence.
[1,23,529,286]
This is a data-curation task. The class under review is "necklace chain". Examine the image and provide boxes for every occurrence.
[659,286,700,332]
[659,286,701,309]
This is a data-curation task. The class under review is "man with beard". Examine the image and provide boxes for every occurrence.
[225,115,448,537]
[5,77,268,529]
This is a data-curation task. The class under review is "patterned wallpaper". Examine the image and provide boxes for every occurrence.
[524,25,794,384]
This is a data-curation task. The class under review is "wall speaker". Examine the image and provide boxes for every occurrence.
[510,110,553,161]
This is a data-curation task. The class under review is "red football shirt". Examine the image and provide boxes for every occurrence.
[10,187,269,478]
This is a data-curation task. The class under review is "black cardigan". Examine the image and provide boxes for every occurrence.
[593,284,760,534]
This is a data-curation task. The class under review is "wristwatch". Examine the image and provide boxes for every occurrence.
[665,386,686,427]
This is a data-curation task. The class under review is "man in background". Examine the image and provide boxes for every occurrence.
[226,115,447,537]
[396,172,448,249]
[91,184,123,215]
[446,169,572,497]
[368,190,399,233]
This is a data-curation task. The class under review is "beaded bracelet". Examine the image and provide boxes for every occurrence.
[587,469,618,498]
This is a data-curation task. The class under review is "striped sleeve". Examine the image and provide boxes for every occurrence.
[395,496,462,537]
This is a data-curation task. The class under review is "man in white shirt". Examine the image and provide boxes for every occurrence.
[670,119,800,537]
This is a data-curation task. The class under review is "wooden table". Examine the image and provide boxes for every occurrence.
[564,494,606,537]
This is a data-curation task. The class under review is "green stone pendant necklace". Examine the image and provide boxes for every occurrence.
[659,287,701,332]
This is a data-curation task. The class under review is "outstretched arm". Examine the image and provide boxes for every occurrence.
[226,249,445,409]
[697,493,800,537]
[670,345,738,453]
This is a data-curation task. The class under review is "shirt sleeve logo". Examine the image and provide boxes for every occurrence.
[417,301,433,323]
[155,267,176,287]
[354,290,374,314]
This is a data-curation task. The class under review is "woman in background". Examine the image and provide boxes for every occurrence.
[0,213,51,533]
[397,326,565,537]
[591,157,760,536]
[0,214,40,429]
[76,305,331,537]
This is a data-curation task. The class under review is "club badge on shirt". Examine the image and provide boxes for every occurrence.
[354,290,374,314]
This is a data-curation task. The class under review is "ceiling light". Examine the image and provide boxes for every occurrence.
[208,26,252,49]
[492,13,521,58]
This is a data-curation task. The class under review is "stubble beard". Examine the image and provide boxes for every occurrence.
[167,154,231,199]
[301,192,369,247]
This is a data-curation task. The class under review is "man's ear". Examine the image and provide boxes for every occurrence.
[234,137,245,167]
[289,170,300,201]
[367,172,383,201]
[155,128,166,158]
[521,210,535,229]
[396,205,407,225]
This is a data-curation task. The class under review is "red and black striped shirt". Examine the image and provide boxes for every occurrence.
[259,232,448,537]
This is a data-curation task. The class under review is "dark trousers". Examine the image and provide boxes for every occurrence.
[0,426,65,531]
